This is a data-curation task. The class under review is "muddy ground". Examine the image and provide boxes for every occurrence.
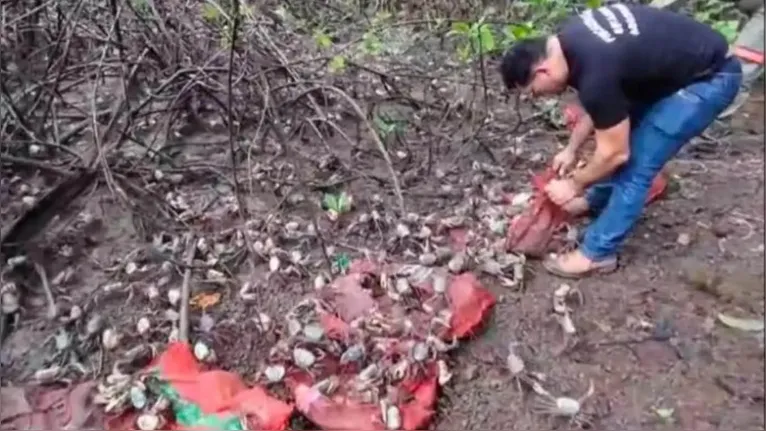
[1,77,763,430]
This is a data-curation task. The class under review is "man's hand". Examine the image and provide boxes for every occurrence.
[544,178,582,206]
[551,147,577,176]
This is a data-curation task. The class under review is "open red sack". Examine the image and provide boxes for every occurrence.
[291,366,439,431]
[506,168,570,257]
[287,259,495,431]
[506,168,668,257]
[106,342,293,431]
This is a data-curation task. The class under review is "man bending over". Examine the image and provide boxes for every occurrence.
[500,4,742,278]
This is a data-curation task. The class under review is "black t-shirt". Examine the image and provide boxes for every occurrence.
[557,4,729,129]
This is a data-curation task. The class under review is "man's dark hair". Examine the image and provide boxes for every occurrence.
[499,37,549,90]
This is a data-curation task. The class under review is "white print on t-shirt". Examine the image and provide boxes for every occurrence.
[581,9,615,42]
[612,4,640,35]
[580,5,641,43]
[597,7,624,35]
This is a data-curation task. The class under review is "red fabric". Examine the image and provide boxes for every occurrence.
[292,259,495,430]
[733,45,765,64]
[447,273,497,338]
[506,168,571,257]
[292,369,439,431]
[106,342,293,431]
[506,167,668,257]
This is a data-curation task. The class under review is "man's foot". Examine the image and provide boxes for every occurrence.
[561,197,590,216]
[542,249,618,279]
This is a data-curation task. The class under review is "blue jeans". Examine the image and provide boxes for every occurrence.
[581,57,743,261]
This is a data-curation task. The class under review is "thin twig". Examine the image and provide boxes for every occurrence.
[226,0,246,218]
[178,234,196,344]
[33,262,58,320]
[313,218,334,275]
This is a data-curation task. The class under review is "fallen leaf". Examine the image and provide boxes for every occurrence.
[332,253,351,274]
[190,292,221,310]
[717,313,765,332]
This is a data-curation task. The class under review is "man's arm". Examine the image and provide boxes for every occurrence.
[568,80,631,191]
[571,118,631,190]
[566,113,594,153]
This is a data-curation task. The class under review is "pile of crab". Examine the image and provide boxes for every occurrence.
[256,258,496,430]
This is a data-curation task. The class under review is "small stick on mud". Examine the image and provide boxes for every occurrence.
[178,235,196,343]
[313,218,334,275]
[33,262,58,319]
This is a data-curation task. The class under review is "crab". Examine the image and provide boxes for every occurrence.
[506,341,528,393]
[553,284,584,337]
[312,375,341,396]
[385,340,433,382]
[557,223,581,254]
[350,363,384,402]
[530,379,595,429]
[428,309,452,334]
[426,334,457,353]
[355,363,383,392]
[388,357,411,382]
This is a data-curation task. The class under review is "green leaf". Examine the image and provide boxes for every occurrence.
[323,193,339,211]
[509,23,532,40]
[477,24,496,53]
[695,11,712,22]
[131,0,151,16]
[715,20,740,43]
[457,44,472,62]
[451,21,471,34]
[374,116,399,137]
[336,192,353,213]
[586,0,602,9]
[201,3,220,23]
[328,55,346,73]
[361,32,382,56]
[322,191,352,213]
[313,29,333,50]
[333,252,351,274]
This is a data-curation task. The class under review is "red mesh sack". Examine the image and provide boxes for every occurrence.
[506,168,571,257]
[447,272,497,338]
[289,259,495,431]
[506,167,668,257]
[105,342,293,431]
[292,368,439,431]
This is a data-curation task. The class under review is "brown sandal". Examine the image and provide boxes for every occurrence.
[542,254,618,279]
